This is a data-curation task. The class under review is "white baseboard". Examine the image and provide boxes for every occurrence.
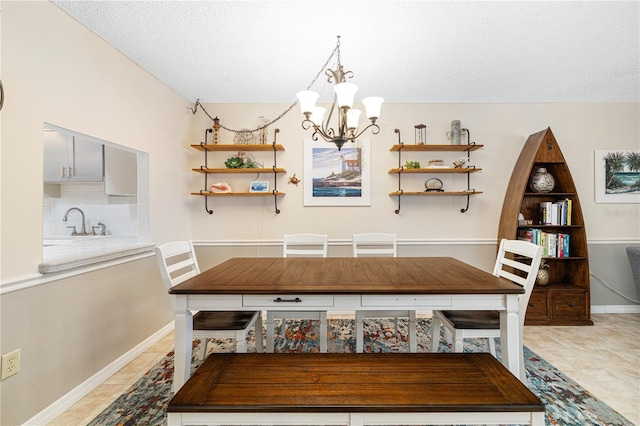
[591,305,640,314]
[23,321,175,426]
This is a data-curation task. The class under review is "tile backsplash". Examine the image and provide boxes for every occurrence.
[43,182,138,237]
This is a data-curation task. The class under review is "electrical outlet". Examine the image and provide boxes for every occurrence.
[1,348,21,380]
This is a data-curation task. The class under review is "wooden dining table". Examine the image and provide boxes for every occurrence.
[169,257,526,392]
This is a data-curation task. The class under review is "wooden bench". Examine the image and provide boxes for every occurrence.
[167,353,545,426]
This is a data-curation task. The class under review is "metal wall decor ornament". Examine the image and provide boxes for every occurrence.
[296,36,383,151]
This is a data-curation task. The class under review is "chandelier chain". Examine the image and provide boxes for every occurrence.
[191,38,341,135]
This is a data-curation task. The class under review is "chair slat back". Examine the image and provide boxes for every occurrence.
[283,234,328,257]
[352,233,397,257]
[493,239,543,324]
[155,240,201,291]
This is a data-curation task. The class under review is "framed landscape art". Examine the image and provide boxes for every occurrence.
[594,149,640,203]
[303,139,371,206]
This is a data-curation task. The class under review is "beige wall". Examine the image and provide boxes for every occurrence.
[1,1,638,424]
[190,103,639,242]
[190,103,639,239]
[189,102,640,305]
[1,2,190,424]
[189,103,639,305]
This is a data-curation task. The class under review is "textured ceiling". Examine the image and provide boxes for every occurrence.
[52,1,639,104]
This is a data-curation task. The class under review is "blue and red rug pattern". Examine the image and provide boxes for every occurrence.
[88,318,633,426]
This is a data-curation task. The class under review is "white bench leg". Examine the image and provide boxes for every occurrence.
[254,314,264,353]
[266,312,275,353]
[355,311,365,353]
[234,330,248,353]
[430,313,441,352]
[320,312,328,353]
[453,330,464,353]
[408,310,417,352]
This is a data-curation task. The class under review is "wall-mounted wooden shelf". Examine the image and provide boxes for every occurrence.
[389,190,483,196]
[388,167,483,174]
[390,144,484,152]
[190,129,285,214]
[191,143,285,152]
[389,129,483,214]
[193,167,287,174]
[192,191,285,197]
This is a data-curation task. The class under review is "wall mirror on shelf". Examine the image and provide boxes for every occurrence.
[42,123,149,250]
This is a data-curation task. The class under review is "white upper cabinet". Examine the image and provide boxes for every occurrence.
[104,145,137,196]
[43,127,103,183]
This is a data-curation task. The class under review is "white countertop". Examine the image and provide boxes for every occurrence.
[40,236,155,274]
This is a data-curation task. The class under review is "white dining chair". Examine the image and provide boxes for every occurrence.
[155,241,263,360]
[353,233,417,353]
[266,233,329,353]
[430,239,543,372]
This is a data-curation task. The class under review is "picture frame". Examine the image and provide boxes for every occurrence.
[249,180,270,193]
[303,139,371,206]
[594,149,640,203]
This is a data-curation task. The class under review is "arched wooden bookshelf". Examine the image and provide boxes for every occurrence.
[498,128,592,326]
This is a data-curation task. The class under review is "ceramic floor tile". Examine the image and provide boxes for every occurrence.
[48,383,130,426]
[147,331,175,353]
[102,352,166,385]
[524,314,639,425]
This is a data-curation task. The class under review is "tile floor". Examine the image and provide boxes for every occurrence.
[49,313,639,425]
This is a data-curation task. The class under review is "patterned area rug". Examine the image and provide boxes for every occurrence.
[89,318,633,426]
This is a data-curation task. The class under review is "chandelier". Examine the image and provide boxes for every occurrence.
[296,36,383,150]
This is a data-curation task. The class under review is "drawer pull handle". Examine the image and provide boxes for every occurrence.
[274,297,302,303]
[566,302,574,307]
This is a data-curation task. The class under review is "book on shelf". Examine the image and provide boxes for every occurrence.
[538,199,572,225]
[518,228,570,257]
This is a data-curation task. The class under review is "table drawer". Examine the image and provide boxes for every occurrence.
[361,295,452,308]
[243,294,334,308]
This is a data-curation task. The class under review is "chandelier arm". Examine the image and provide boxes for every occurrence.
[351,123,381,140]
[323,97,338,135]
[301,120,314,131]
[301,119,334,143]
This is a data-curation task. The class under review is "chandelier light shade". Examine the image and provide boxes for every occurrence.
[334,82,358,108]
[362,96,384,121]
[296,36,383,150]
[296,90,320,115]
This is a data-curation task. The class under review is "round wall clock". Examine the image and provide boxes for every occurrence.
[425,178,444,192]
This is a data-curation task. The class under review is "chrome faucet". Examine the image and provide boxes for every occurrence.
[93,222,107,236]
[62,207,89,235]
